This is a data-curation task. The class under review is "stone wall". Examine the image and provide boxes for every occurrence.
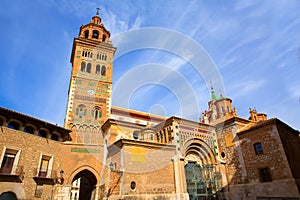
[0,126,106,200]
[107,139,177,200]
[0,126,64,199]
[216,123,247,186]
[233,120,300,199]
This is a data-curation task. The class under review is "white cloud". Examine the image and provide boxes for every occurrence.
[228,80,266,99]
[288,84,300,99]
[234,0,257,11]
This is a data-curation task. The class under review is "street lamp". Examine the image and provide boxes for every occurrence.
[109,162,123,175]
[55,169,64,185]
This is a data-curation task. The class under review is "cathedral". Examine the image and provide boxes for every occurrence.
[0,12,299,200]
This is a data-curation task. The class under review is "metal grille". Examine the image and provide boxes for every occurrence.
[185,162,218,200]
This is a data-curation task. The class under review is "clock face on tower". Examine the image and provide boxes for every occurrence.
[87,89,95,95]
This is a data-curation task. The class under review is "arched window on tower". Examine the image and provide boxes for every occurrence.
[81,62,86,72]
[82,51,85,57]
[102,34,106,42]
[96,65,101,74]
[84,30,89,39]
[92,30,99,39]
[101,65,106,76]
[86,63,92,73]
[91,106,102,120]
[76,104,87,118]
[222,106,225,115]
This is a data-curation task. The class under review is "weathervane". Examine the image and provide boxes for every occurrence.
[96,8,100,15]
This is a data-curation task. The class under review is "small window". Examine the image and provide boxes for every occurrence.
[222,107,225,116]
[86,63,92,73]
[76,104,86,118]
[259,167,272,182]
[24,126,34,134]
[130,181,136,190]
[101,65,106,76]
[96,65,101,74]
[38,155,53,178]
[0,148,21,175]
[0,153,15,174]
[84,30,89,39]
[7,121,20,130]
[38,130,47,138]
[82,51,85,57]
[39,157,49,177]
[221,152,226,158]
[51,134,59,141]
[92,107,102,120]
[81,62,86,72]
[102,34,106,42]
[254,142,263,155]
[133,131,139,140]
[227,106,230,113]
[92,30,99,39]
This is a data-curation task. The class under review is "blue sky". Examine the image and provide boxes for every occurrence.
[0,0,299,130]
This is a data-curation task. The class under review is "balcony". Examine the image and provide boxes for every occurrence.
[33,168,57,185]
[0,165,24,182]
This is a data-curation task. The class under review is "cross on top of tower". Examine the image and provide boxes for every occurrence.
[96,8,100,16]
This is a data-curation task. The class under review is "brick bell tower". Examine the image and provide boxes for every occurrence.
[64,10,116,144]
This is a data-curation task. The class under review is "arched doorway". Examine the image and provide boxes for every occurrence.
[183,139,222,200]
[71,170,97,200]
[0,191,17,200]
[185,159,216,199]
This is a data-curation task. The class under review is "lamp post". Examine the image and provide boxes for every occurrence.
[55,169,64,185]
[51,169,64,200]
[109,162,123,175]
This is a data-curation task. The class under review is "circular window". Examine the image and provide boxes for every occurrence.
[130,181,136,190]
[133,131,139,140]
[221,152,226,158]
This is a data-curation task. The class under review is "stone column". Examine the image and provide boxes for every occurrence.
[2,118,8,127]
[53,185,71,200]
[172,155,189,199]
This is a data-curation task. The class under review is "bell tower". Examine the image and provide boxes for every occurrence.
[64,11,116,143]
